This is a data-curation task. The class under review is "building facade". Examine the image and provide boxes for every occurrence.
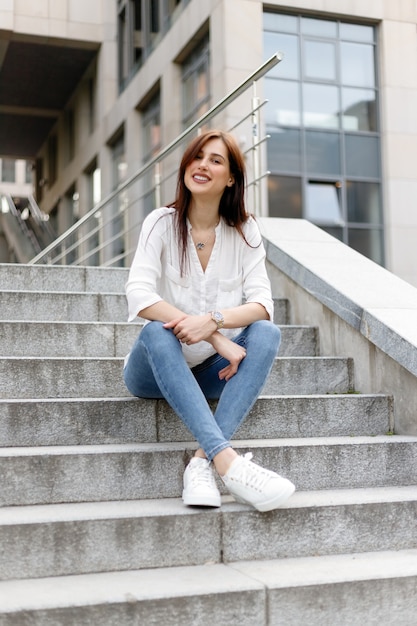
[1,1,416,285]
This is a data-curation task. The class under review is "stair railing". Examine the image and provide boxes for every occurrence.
[29,52,283,267]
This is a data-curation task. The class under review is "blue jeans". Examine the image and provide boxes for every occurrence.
[123,320,281,461]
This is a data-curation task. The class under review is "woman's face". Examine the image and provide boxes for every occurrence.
[184,138,234,204]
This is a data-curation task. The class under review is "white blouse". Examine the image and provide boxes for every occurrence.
[126,207,274,367]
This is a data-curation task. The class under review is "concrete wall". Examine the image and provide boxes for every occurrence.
[261,217,417,436]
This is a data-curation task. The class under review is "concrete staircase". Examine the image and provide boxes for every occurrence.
[0,262,416,625]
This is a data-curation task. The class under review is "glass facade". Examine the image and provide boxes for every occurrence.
[263,12,384,265]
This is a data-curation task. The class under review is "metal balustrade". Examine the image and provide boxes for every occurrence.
[29,52,282,267]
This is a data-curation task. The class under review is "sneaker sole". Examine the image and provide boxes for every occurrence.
[182,491,221,508]
[232,481,295,512]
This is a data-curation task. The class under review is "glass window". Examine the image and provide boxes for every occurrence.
[345,135,380,178]
[142,93,161,214]
[263,13,297,33]
[348,228,384,265]
[320,226,343,241]
[306,181,343,225]
[268,175,302,218]
[340,22,374,43]
[306,131,341,175]
[110,134,127,265]
[341,42,375,87]
[347,181,382,223]
[25,161,33,184]
[182,35,210,128]
[1,158,16,182]
[304,40,336,81]
[301,17,337,38]
[342,88,376,131]
[303,84,339,128]
[264,32,299,79]
[265,79,300,127]
[267,129,301,173]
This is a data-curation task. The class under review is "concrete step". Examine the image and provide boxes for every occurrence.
[0,263,128,293]
[231,549,417,626]
[0,291,290,324]
[0,394,393,447]
[0,562,265,626]
[1,437,416,506]
[1,549,416,625]
[0,290,129,322]
[0,356,354,398]
[0,321,318,358]
[0,487,415,580]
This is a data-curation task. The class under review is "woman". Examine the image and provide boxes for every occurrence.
[124,129,295,512]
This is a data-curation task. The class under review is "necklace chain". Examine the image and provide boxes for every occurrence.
[191,222,219,252]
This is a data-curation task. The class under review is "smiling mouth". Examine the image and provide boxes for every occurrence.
[193,175,210,183]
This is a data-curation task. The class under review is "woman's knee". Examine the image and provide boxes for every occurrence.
[247,320,281,356]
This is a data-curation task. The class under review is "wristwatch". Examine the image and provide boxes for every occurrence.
[210,310,224,329]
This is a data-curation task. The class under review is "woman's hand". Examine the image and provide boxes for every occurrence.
[207,332,246,381]
[163,314,215,344]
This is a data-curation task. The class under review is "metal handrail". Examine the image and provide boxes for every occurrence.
[29,51,283,266]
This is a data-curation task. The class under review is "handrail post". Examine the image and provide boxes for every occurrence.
[251,81,261,216]
[154,162,162,209]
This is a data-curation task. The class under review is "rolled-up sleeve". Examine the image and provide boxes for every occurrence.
[125,210,168,321]
[242,218,274,321]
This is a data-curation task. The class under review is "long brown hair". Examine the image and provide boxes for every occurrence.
[168,130,250,273]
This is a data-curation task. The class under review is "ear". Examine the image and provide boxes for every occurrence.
[227,176,235,187]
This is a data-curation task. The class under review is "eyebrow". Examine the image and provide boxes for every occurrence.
[199,150,226,162]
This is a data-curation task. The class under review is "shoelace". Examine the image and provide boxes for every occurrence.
[233,452,273,491]
[190,460,216,488]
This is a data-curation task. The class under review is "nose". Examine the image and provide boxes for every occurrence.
[198,156,209,169]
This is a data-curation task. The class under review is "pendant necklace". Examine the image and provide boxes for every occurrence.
[192,222,219,251]
[195,233,212,250]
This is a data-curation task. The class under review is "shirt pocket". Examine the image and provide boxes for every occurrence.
[164,262,191,311]
[218,273,243,308]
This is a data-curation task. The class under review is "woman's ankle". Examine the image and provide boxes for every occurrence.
[212,447,239,476]
[194,448,207,460]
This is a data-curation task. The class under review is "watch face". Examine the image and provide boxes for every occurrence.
[212,311,224,327]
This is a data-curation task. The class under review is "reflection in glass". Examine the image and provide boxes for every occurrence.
[306,131,341,175]
[265,79,300,127]
[267,129,301,173]
[320,226,343,241]
[303,84,339,128]
[341,43,375,87]
[301,17,337,37]
[268,175,302,218]
[306,181,343,225]
[342,88,376,131]
[347,181,382,223]
[340,23,374,43]
[263,12,297,34]
[304,41,336,81]
[346,135,380,178]
[348,228,384,265]
[264,32,299,79]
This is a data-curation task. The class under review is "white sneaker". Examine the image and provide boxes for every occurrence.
[221,452,295,512]
[182,457,221,507]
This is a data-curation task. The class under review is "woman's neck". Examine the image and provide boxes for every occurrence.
[188,202,220,231]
